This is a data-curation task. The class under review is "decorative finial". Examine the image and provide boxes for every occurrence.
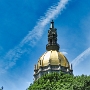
[71,64,73,70]
[1,86,3,90]
[50,20,54,28]
[2,86,3,90]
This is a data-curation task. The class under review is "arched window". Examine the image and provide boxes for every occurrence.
[40,60,41,65]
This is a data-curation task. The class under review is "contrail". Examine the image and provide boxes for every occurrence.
[20,0,69,47]
[71,47,90,68]
[0,0,70,72]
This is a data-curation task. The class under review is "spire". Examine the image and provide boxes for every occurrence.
[70,64,73,74]
[50,20,54,28]
[46,20,60,51]
[71,64,73,70]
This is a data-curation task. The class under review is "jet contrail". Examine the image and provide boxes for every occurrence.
[71,47,90,68]
[0,0,70,72]
[20,0,69,47]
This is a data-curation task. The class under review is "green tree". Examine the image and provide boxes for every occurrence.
[27,72,90,90]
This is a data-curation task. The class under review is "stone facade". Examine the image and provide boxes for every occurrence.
[34,64,73,80]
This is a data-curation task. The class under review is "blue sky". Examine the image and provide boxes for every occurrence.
[0,0,90,90]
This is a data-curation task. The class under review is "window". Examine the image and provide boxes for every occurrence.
[40,60,41,65]
[50,39,52,43]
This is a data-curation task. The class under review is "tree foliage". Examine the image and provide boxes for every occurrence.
[28,72,90,90]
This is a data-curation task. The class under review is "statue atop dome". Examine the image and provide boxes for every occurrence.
[46,20,60,51]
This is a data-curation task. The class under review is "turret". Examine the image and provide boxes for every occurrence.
[70,64,73,74]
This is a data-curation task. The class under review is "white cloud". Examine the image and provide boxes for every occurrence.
[71,47,90,68]
[0,0,70,72]
[61,51,68,55]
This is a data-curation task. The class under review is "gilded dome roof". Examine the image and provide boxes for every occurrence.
[36,50,70,69]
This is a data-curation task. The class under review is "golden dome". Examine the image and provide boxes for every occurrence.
[36,50,70,69]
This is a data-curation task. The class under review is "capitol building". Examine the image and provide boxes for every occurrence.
[34,20,73,80]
